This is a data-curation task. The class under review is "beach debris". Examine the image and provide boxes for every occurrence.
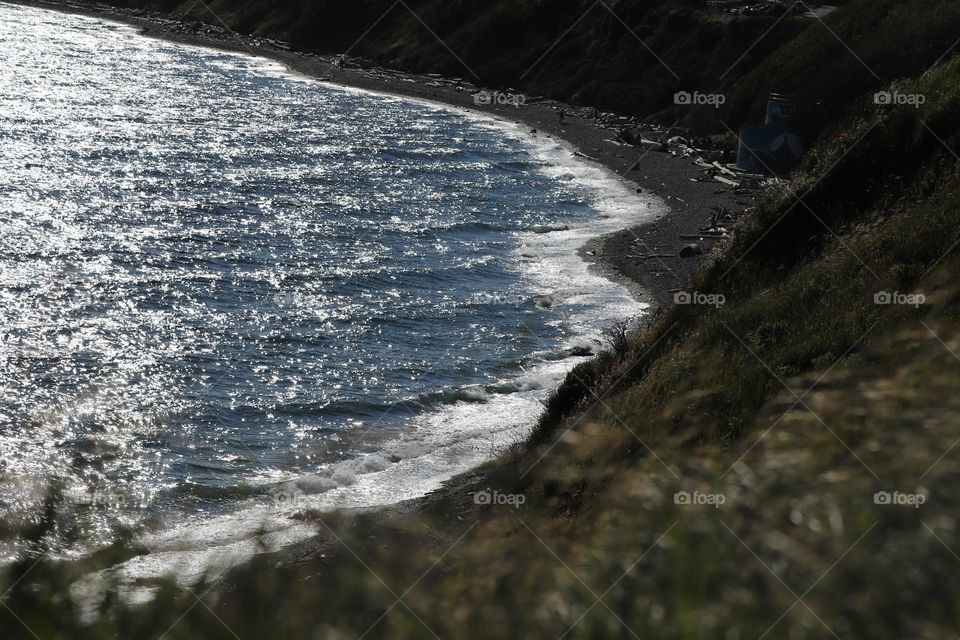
[710,1,827,19]
[567,345,594,357]
[712,161,737,177]
[707,205,734,228]
[679,243,704,258]
[713,174,739,187]
[680,233,726,240]
[675,206,736,242]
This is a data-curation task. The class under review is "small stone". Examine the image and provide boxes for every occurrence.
[679,243,703,258]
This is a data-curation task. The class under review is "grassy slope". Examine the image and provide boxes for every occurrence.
[6,0,960,638]
[236,45,960,638]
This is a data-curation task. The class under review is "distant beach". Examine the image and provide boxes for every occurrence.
[1,0,754,590]
[10,0,750,309]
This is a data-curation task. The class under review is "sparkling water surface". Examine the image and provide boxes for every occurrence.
[0,2,653,562]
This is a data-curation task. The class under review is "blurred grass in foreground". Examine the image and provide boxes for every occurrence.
[6,0,960,638]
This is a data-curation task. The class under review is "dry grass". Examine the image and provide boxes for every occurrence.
[6,2,960,638]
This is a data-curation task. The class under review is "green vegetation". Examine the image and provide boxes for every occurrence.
[6,0,960,638]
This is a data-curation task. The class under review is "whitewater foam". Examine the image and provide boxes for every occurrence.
[6,3,666,594]
[93,117,661,595]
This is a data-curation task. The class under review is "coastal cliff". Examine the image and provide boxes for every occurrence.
[5,1,960,638]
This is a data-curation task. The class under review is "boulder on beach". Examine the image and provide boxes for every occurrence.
[679,243,703,258]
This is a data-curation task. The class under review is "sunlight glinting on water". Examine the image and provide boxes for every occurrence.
[0,2,653,564]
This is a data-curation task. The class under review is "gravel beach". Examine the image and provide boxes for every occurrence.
[7,0,758,583]
[13,0,752,309]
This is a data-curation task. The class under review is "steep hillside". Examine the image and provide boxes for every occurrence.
[195,43,960,639]
[96,0,960,139]
[5,0,960,638]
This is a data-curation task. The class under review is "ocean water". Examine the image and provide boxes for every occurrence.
[0,2,656,581]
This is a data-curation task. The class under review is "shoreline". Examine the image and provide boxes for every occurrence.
[4,0,755,586]
[8,0,751,309]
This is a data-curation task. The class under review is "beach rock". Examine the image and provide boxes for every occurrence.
[679,243,703,258]
[534,294,556,308]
